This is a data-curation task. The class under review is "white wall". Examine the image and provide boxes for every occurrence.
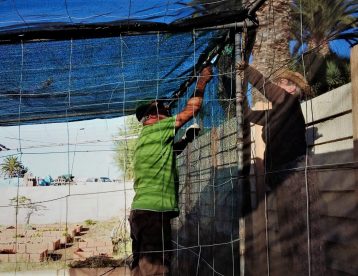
[0,182,134,225]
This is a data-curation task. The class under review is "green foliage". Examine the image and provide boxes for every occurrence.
[84,219,97,226]
[326,61,346,90]
[110,218,131,257]
[288,0,354,96]
[113,115,142,180]
[293,52,350,96]
[10,195,31,205]
[290,0,357,56]
[1,156,28,178]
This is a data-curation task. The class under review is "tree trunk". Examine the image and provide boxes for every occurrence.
[251,0,292,103]
[248,1,292,275]
[308,39,330,57]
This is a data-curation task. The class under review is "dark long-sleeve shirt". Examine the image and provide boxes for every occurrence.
[244,66,307,171]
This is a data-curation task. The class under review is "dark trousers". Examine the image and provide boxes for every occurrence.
[129,210,175,275]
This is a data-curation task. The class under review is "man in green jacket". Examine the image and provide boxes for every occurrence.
[129,66,212,276]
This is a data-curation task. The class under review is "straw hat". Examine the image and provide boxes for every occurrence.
[274,69,310,94]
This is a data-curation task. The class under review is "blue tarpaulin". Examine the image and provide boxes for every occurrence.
[0,0,250,125]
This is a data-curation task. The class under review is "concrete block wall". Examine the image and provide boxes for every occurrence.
[174,83,357,275]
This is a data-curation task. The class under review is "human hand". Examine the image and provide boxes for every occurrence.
[182,123,201,142]
[236,61,248,71]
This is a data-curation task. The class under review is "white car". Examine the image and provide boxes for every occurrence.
[86,177,112,183]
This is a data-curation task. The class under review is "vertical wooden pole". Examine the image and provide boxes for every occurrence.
[235,30,253,276]
[251,101,269,276]
[235,31,246,276]
[350,45,358,219]
[351,45,358,162]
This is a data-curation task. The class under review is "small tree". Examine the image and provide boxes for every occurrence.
[10,196,46,226]
[113,116,142,180]
[1,156,28,178]
[110,218,130,256]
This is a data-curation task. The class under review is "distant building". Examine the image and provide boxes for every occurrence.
[23,172,37,187]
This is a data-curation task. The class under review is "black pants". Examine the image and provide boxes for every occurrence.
[129,210,176,273]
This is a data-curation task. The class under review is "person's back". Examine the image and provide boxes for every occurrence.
[132,115,179,214]
[129,66,212,276]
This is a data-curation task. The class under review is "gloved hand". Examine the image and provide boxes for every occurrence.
[197,66,213,90]
[236,61,248,71]
[182,123,201,143]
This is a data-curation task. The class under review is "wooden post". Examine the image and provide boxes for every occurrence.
[235,31,253,276]
[351,45,358,221]
[351,45,358,162]
[251,101,269,276]
[235,31,246,276]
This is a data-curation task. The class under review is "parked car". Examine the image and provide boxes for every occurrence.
[53,174,74,185]
[86,177,112,183]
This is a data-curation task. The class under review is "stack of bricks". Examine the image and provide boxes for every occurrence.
[0,242,48,263]
[0,225,83,263]
[0,224,86,263]
[73,238,113,260]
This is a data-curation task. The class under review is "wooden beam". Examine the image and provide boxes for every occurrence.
[351,45,358,160]
[235,31,253,276]
[235,31,246,276]
[251,101,269,276]
[350,45,358,248]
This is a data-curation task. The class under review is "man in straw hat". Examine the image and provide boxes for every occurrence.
[238,63,323,275]
[129,66,212,276]
[237,63,309,174]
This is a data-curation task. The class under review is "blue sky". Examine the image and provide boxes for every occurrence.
[330,40,352,58]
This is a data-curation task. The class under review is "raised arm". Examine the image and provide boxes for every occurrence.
[175,66,212,129]
[246,110,266,126]
[242,65,287,104]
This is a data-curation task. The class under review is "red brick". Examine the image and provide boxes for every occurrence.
[8,253,29,263]
[74,249,94,260]
[96,246,113,255]
[60,235,71,244]
[72,253,82,260]
[16,253,30,262]
[0,254,8,262]
[17,244,26,253]
[29,253,43,262]
[0,244,16,253]
[26,244,47,254]
[78,241,87,248]
[52,239,61,250]
[70,229,77,238]
[91,241,108,247]
[75,225,83,234]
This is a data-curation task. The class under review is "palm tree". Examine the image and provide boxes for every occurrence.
[290,0,356,95]
[1,156,27,178]
[290,0,357,56]
[250,0,292,103]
